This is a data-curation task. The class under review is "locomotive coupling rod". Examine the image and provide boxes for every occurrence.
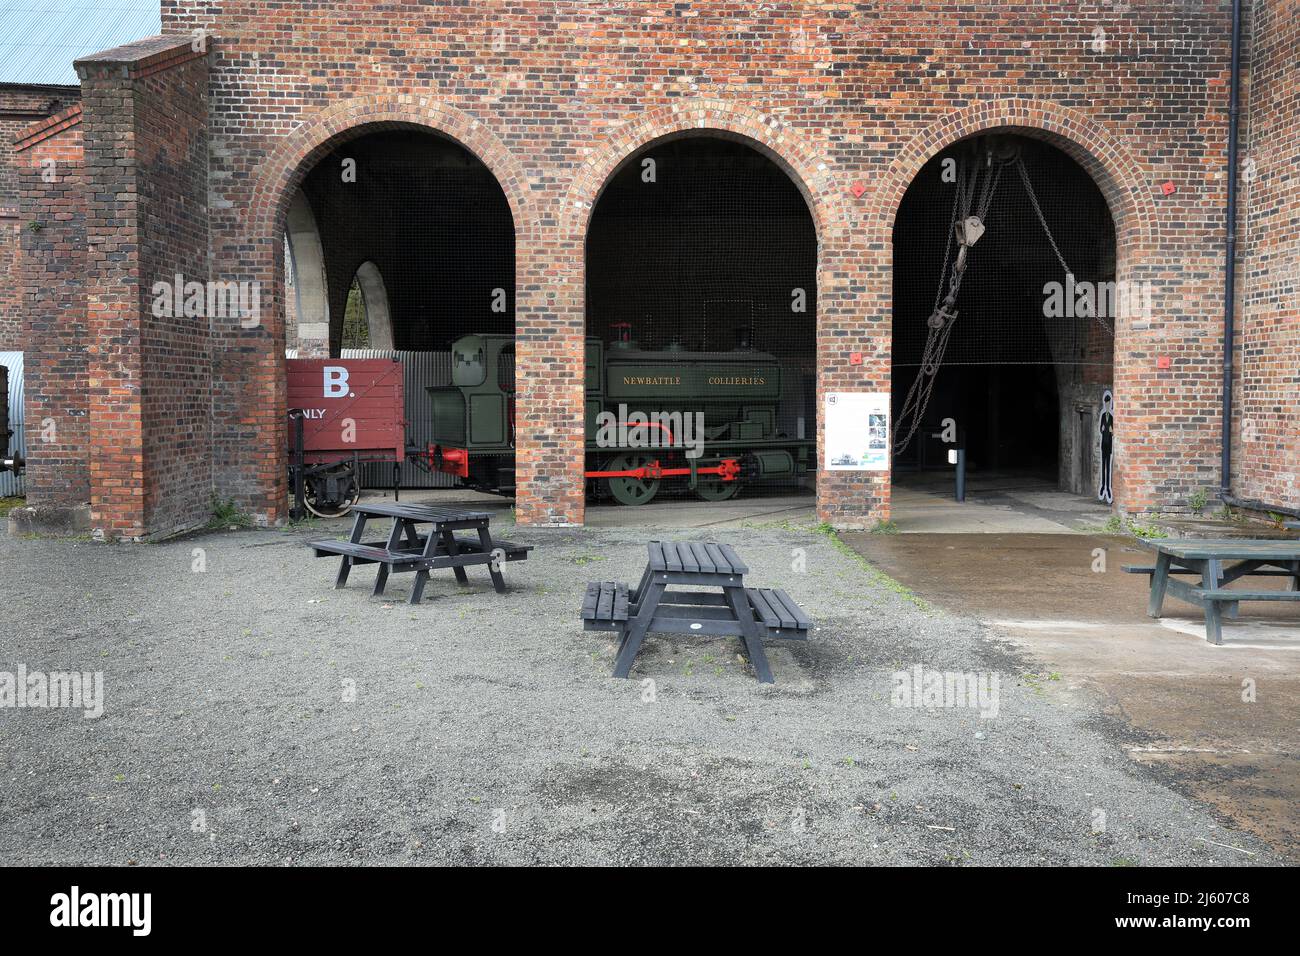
[586,458,740,482]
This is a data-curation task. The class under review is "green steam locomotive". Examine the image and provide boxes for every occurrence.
[424,328,813,505]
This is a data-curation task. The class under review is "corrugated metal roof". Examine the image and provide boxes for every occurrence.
[0,1,160,86]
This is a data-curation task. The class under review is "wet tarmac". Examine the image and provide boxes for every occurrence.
[845,530,1300,861]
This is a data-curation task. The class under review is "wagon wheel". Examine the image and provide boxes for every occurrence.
[304,464,361,518]
[605,452,660,506]
[694,477,741,502]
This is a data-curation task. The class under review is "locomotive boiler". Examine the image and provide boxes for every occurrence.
[425,329,814,505]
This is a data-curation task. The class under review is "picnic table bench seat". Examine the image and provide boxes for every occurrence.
[307,502,526,604]
[310,540,425,565]
[745,587,811,640]
[1194,588,1300,602]
[329,534,533,561]
[1122,564,1294,577]
[581,581,630,632]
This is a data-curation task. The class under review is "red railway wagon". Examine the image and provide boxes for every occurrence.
[286,358,406,516]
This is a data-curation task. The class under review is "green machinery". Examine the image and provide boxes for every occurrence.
[424,330,813,505]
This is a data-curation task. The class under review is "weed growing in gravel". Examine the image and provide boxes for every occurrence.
[813,523,930,611]
[1095,514,1163,539]
[0,495,24,517]
[1127,520,1162,538]
[207,495,251,530]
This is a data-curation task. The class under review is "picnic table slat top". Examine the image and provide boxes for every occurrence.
[647,540,747,576]
[350,502,493,522]
[689,542,716,574]
[1147,538,1300,560]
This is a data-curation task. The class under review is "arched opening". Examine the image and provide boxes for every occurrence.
[890,132,1117,515]
[294,127,514,353]
[283,125,516,496]
[284,190,330,356]
[583,134,818,508]
[342,261,394,350]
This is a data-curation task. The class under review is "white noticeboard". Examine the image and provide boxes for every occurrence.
[824,392,890,471]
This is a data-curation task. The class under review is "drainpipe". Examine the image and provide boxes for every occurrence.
[1219,0,1243,504]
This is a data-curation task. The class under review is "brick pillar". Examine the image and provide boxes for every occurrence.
[76,35,210,540]
[515,229,586,526]
[11,109,91,534]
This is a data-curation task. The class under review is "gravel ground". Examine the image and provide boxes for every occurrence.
[0,517,1276,865]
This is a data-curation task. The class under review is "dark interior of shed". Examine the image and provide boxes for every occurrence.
[301,128,515,353]
[585,135,818,494]
[891,134,1115,491]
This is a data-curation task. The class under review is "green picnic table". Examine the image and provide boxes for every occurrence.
[1124,539,1300,644]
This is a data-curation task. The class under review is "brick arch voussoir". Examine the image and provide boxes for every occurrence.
[562,99,844,247]
[249,95,534,254]
[871,99,1155,251]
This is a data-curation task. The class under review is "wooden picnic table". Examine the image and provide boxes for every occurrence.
[308,502,530,604]
[1126,538,1300,644]
[582,540,810,683]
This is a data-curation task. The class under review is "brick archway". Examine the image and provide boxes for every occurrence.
[871,98,1155,251]
[876,98,1158,515]
[562,99,845,245]
[250,95,534,250]
[235,96,531,526]
[531,99,852,526]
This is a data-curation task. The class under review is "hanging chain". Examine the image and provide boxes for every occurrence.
[893,153,1003,455]
[894,149,1114,456]
[1016,157,1114,338]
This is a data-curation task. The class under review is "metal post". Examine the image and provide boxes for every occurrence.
[949,446,966,503]
[290,409,306,521]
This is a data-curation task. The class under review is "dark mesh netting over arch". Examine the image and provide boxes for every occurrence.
[586,135,819,473]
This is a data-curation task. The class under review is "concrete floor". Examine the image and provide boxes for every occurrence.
[373,468,1110,534]
[889,470,1113,533]
[364,486,821,530]
[844,531,1300,861]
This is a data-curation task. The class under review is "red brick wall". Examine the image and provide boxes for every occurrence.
[1237,0,1299,510]
[1,85,79,351]
[154,0,1242,527]
[75,36,210,539]
[136,55,212,536]
[15,116,89,511]
[0,216,19,350]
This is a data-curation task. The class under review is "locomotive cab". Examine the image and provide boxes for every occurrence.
[428,334,517,491]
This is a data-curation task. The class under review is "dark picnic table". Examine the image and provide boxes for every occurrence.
[1124,538,1300,644]
[582,540,811,684]
[307,502,530,604]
